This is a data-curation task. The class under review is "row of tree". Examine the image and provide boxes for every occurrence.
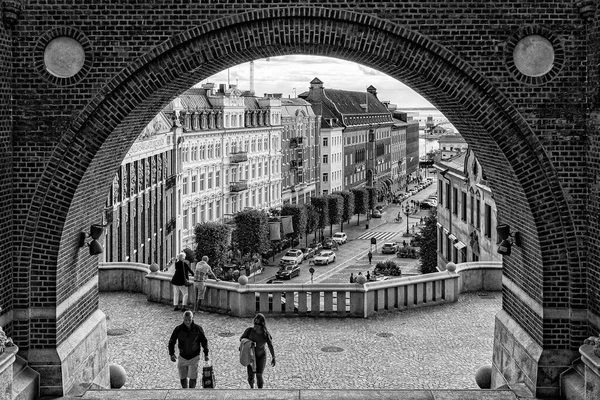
[193,188,377,269]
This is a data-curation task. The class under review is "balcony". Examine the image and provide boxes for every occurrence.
[230,180,248,193]
[229,151,248,163]
[289,136,305,148]
[290,159,304,170]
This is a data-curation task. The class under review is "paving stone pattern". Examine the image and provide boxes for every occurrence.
[100,291,500,390]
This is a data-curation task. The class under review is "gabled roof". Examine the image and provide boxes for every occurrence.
[323,89,389,115]
[163,88,211,111]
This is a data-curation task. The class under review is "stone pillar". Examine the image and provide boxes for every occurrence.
[580,344,600,400]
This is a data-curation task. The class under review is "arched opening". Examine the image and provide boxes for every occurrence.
[17,7,578,396]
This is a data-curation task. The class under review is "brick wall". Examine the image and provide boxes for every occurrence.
[3,1,598,394]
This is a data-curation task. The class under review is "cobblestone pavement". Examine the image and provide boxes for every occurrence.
[100,290,501,391]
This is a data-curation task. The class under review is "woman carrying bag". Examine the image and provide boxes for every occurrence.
[240,313,275,388]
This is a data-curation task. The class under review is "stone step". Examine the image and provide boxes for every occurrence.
[77,388,521,400]
[560,358,586,400]
[12,355,39,400]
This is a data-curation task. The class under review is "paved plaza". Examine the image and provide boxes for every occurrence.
[100,290,501,391]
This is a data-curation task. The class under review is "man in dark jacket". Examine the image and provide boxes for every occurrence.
[168,311,209,388]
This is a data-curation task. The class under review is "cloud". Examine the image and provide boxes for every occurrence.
[202,55,435,108]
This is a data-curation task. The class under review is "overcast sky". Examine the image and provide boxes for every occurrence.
[202,55,436,109]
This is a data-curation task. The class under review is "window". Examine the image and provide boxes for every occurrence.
[438,180,443,205]
[264,161,267,175]
[452,187,458,215]
[208,172,213,189]
[323,154,328,164]
[215,171,220,187]
[446,235,452,261]
[485,204,492,238]
[476,198,481,229]
[191,206,197,226]
[183,176,188,195]
[470,194,475,225]
[323,173,329,182]
[323,137,328,147]
[445,182,451,209]
[200,173,205,191]
[183,208,189,230]
[462,191,467,221]
[191,175,197,193]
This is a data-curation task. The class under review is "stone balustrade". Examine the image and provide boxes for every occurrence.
[454,261,502,293]
[99,262,462,318]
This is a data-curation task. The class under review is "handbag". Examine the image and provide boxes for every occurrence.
[202,361,215,388]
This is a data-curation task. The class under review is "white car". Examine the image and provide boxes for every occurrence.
[279,249,304,266]
[313,250,336,265]
[332,232,347,245]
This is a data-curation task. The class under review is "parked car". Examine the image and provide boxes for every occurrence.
[280,249,304,266]
[313,250,336,265]
[321,237,338,249]
[275,263,301,279]
[381,242,399,254]
[420,200,437,209]
[308,242,323,252]
[371,209,382,218]
[299,247,316,260]
[375,205,385,211]
[332,232,348,245]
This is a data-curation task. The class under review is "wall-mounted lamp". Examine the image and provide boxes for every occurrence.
[79,224,105,256]
[496,224,522,256]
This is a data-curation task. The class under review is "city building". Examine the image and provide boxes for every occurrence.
[166,85,283,251]
[434,148,500,269]
[280,97,320,204]
[438,134,468,160]
[103,113,178,268]
[300,79,396,198]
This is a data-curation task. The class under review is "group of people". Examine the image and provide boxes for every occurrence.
[171,252,219,312]
[349,270,371,283]
[168,311,276,389]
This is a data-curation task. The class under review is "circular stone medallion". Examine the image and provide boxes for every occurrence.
[376,332,394,338]
[107,328,129,336]
[218,332,236,337]
[44,36,85,78]
[513,35,555,77]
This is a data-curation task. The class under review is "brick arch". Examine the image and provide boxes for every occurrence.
[18,5,579,392]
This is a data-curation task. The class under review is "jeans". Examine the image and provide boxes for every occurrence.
[173,285,188,307]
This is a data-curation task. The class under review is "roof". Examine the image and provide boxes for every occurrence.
[163,88,211,111]
[438,151,467,172]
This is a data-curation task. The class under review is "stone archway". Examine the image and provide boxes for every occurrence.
[10,6,587,398]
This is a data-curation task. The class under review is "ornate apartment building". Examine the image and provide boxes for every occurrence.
[434,148,500,268]
[105,85,283,264]
[280,98,320,204]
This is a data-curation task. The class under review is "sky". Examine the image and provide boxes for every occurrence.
[202,55,436,109]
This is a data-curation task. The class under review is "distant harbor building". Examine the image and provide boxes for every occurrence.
[438,134,467,160]
[434,148,500,268]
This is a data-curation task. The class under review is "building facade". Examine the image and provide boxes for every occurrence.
[434,148,500,269]
[280,98,320,204]
[301,78,397,198]
[439,134,468,160]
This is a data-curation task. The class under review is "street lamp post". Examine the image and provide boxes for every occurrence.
[404,203,411,235]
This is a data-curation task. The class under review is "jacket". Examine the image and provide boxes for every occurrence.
[168,322,208,360]
[171,260,194,286]
[239,338,256,371]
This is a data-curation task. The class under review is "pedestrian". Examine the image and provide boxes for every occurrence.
[350,272,354,283]
[403,240,407,248]
[168,310,210,389]
[240,313,276,389]
[172,252,194,311]
[367,250,372,264]
[194,256,219,312]
[366,271,371,281]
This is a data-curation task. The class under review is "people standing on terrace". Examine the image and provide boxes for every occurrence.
[172,252,194,311]
[194,255,219,312]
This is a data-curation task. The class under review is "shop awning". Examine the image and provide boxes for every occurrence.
[443,228,449,235]
[454,241,467,250]
[448,234,457,241]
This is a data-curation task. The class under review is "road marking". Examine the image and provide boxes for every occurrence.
[354,231,401,241]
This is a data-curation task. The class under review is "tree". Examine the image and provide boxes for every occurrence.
[304,203,319,246]
[281,203,307,245]
[367,187,377,210]
[333,190,354,232]
[311,195,329,241]
[415,210,438,274]
[327,194,344,236]
[234,209,271,260]
[194,222,231,268]
[351,188,368,225]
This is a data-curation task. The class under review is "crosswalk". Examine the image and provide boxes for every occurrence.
[354,231,400,242]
